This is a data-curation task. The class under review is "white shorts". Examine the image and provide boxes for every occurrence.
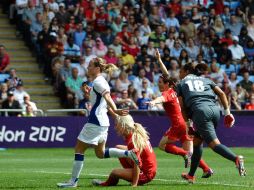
[77,123,109,145]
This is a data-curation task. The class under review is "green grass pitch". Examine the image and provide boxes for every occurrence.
[0,148,253,190]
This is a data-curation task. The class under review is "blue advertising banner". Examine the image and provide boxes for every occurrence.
[0,114,253,148]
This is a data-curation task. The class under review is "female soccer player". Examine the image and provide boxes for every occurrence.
[57,58,138,188]
[177,63,246,183]
[92,114,157,187]
[146,49,213,178]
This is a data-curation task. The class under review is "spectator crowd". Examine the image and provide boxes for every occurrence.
[1,0,254,115]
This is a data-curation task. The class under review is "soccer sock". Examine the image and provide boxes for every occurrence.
[213,144,237,162]
[104,148,129,158]
[102,173,119,186]
[189,145,203,177]
[165,144,188,156]
[71,153,84,182]
[199,159,210,172]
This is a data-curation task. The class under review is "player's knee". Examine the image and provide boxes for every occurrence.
[115,145,122,149]
[208,139,220,149]
[158,142,165,151]
[75,146,84,154]
[95,151,104,159]
[111,169,119,176]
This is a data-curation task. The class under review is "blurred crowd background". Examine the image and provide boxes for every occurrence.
[1,0,254,117]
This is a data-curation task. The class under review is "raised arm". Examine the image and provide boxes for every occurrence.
[155,49,168,76]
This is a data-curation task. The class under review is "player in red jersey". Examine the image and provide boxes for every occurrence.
[146,49,213,178]
[92,115,157,187]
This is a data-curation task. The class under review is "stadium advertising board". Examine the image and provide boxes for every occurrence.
[0,115,253,148]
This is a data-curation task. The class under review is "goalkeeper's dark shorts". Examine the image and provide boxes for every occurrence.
[192,105,220,144]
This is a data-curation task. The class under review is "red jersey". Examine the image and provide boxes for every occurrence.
[125,134,157,176]
[162,88,185,125]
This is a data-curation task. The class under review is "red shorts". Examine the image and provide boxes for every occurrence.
[164,123,192,143]
[119,158,156,185]
[138,171,156,185]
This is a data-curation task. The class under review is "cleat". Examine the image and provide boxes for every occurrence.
[91,179,103,186]
[183,152,192,168]
[129,149,140,166]
[236,155,246,176]
[181,173,195,184]
[57,179,77,188]
[202,168,214,178]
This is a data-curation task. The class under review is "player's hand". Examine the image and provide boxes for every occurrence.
[155,48,161,59]
[145,101,155,107]
[114,109,129,116]
[224,114,235,128]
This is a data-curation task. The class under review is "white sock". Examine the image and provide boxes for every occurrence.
[71,160,83,182]
[104,148,129,158]
[71,154,84,182]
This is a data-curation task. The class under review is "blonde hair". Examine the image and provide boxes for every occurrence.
[116,115,150,153]
[93,57,118,74]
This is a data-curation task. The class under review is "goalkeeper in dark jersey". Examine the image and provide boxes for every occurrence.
[176,63,246,183]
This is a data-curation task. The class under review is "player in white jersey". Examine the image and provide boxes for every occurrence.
[57,58,139,188]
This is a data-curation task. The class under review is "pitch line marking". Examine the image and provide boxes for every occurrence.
[29,170,252,188]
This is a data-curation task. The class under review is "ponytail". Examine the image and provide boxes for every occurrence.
[116,115,150,153]
[132,123,150,153]
[103,63,118,74]
[93,57,118,74]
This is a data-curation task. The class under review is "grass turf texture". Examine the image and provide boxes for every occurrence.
[0,148,253,190]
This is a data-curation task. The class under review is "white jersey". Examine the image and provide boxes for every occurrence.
[88,75,110,127]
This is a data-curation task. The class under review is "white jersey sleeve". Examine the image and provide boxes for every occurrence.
[93,76,110,96]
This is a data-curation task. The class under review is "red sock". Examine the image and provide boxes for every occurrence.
[199,159,210,172]
[100,182,108,186]
[103,174,119,186]
[165,144,187,156]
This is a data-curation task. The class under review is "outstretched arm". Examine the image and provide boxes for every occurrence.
[104,92,129,116]
[155,49,168,76]
[146,95,165,107]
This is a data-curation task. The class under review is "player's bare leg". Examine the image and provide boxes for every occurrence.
[92,168,133,186]
[159,136,190,167]
[57,140,90,188]
[94,140,106,158]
